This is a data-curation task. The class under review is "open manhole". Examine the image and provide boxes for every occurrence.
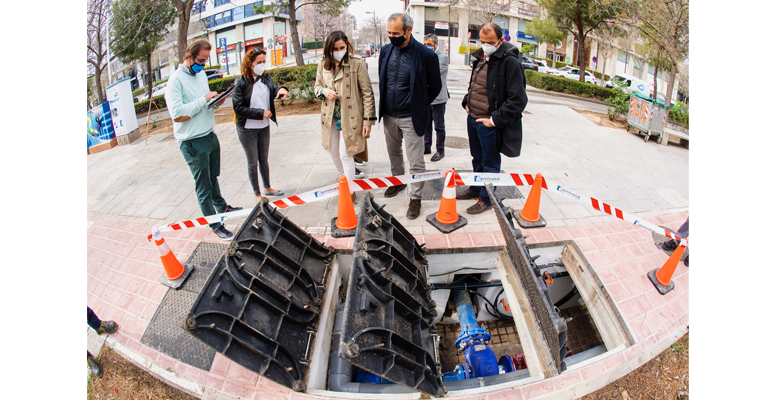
[445,136,469,149]
[182,189,633,397]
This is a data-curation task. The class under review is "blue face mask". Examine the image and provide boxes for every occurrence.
[190,62,205,74]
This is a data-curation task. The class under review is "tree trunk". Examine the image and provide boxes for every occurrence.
[146,53,154,101]
[664,61,676,107]
[601,58,607,87]
[288,0,304,66]
[94,67,105,104]
[575,14,585,83]
[653,64,658,99]
[174,0,195,64]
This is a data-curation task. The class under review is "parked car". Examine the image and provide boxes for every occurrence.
[605,73,651,96]
[533,59,552,74]
[205,69,224,81]
[550,66,598,84]
[520,55,539,72]
[137,82,168,102]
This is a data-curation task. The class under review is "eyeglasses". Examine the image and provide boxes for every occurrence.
[194,56,206,65]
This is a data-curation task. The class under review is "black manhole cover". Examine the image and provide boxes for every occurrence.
[445,136,469,149]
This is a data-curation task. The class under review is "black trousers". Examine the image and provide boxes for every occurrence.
[236,125,272,196]
[87,307,101,331]
[424,103,447,154]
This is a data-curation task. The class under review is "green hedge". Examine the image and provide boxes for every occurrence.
[303,41,323,50]
[669,106,688,129]
[134,64,319,114]
[131,66,221,97]
[134,95,167,114]
[532,57,611,82]
[526,70,614,101]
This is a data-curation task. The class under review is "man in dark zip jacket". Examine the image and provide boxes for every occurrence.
[458,23,528,215]
[378,13,442,220]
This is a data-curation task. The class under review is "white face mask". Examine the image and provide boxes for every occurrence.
[481,42,498,56]
[333,49,347,62]
[253,63,266,76]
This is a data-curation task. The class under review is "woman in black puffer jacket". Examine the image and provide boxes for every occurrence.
[232,48,290,203]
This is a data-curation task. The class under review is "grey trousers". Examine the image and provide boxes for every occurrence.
[383,115,426,199]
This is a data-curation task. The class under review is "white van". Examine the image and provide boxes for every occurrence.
[605,73,651,97]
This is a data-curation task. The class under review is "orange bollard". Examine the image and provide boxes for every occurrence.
[331,176,358,237]
[513,173,547,228]
[436,169,460,225]
[427,169,467,233]
[151,228,194,289]
[647,243,685,295]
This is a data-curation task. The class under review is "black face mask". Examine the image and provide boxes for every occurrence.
[389,35,407,47]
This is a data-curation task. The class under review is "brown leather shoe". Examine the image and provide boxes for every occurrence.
[456,188,480,200]
[466,199,492,215]
[407,199,421,219]
[384,184,407,198]
[351,192,356,202]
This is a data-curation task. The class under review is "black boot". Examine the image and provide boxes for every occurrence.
[87,352,103,378]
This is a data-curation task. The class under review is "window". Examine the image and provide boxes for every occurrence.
[493,16,509,30]
[424,21,459,37]
[192,1,206,13]
[214,0,231,7]
[233,6,244,21]
[648,64,655,74]
[617,50,628,63]
[214,10,232,26]
[632,58,644,78]
[245,2,260,18]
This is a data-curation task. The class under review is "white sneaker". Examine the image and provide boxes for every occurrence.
[355,168,365,179]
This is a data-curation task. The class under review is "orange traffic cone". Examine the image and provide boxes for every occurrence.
[427,169,467,233]
[437,169,459,224]
[151,228,194,289]
[513,173,547,228]
[331,176,358,238]
[647,243,685,295]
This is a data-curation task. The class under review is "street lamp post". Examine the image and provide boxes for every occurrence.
[365,10,377,52]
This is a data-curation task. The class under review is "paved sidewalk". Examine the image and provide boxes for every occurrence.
[87,69,688,399]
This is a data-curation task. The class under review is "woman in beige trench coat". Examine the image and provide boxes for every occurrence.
[314,30,376,199]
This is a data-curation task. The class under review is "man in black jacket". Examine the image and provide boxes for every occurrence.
[458,23,528,214]
[378,13,442,219]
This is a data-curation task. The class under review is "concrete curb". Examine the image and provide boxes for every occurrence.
[526,86,610,106]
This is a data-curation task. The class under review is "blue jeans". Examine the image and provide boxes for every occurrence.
[467,116,501,205]
[87,307,101,331]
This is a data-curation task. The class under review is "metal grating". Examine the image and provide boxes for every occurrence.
[140,243,226,370]
[185,201,333,391]
[339,194,445,397]
[141,289,217,370]
[181,242,228,294]
[487,184,568,374]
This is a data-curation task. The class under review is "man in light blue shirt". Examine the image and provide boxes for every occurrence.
[165,38,241,240]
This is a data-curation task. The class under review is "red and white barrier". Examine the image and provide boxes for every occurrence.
[149,170,687,247]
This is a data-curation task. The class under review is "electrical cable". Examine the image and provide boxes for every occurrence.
[432,282,503,290]
[429,266,497,277]
[554,286,579,308]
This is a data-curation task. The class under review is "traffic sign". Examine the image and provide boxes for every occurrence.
[504,35,511,42]
[352,30,359,40]
[219,38,227,48]
[592,56,597,63]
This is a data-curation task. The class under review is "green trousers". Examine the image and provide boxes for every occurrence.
[179,132,227,228]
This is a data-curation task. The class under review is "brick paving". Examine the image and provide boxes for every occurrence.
[87,209,688,400]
